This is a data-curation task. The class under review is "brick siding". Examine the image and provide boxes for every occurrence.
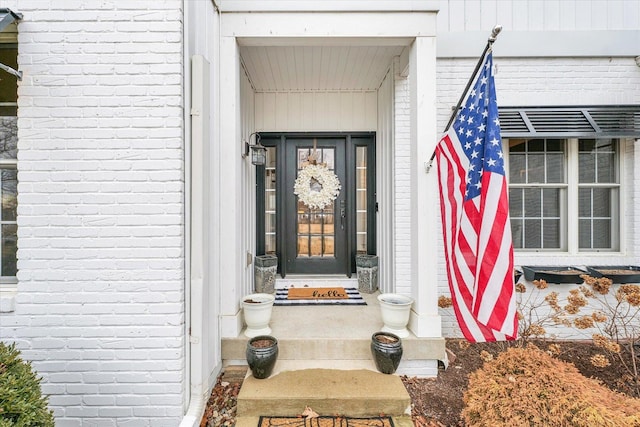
[0,1,185,425]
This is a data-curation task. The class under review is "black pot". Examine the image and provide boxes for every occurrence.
[371,331,403,374]
[246,335,278,379]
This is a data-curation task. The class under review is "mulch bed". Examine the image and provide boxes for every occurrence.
[200,339,638,427]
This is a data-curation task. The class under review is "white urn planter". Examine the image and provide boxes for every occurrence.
[377,293,414,338]
[241,293,276,338]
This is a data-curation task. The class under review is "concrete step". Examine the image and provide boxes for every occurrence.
[235,367,412,418]
[222,335,445,362]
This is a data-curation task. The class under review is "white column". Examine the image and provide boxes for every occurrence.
[218,36,244,338]
[408,36,442,338]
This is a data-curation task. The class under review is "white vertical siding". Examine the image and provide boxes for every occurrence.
[255,91,377,132]
[438,0,640,32]
[241,68,256,297]
[376,69,395,294]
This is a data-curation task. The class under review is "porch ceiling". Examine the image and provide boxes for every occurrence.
[239,44,406,92]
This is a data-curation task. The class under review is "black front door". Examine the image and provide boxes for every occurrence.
[284,137,347,275]
[256,133,376,278]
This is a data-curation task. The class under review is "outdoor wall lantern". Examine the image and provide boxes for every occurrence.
[243,132,266,166]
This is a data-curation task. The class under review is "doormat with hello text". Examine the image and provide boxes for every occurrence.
[257,415,394,427]
[274,287,366,306]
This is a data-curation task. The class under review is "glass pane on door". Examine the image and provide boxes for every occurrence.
[264,147,277,254]
[296,147,336,258]
[356,146,367,253]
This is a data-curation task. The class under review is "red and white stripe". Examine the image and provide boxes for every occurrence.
[436,129,517,342]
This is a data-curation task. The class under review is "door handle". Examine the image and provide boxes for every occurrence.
[340,200,346,230]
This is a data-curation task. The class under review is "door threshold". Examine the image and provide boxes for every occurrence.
[275,274,358,289]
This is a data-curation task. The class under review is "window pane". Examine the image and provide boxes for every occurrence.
[542,188,559,217]
[509,139,526,152]
[297,215,309,233]
[265,147,276,168]
[509,154,526,184]
[578,186,617,250]
[579,219,591,248]
[1,224,17,277]
[357,234,367,253]
[546,154,564,183]
[578,153,596,183]
[263,147,277,255]
[356,168,367,187]
[592,188,611,217]
[524,188,541,216]
[578,188,591,217]
[265,170,276,190]
[356,146,367,167]
[579,138,617,184]
[0,117,18,159]
[597,153,615,183]
[546,139,563,152]
[265,190,276,210]
[0,47,18,105]
[356,145,368,254]
[321,148,334,169]
[298,236,309,257]
[592,219,611,249]
[579,139,596,152]
[509,188,523,217]
[357,212,367,230]
[265,235,276,254]
[524,219,541,248]
[323,236,334,256]
[528,139,544,152]
[527,154,545,183]
[265,213,276,233]
[542,219,560,248]
[1,169,17,221]
[309,235,322,257]
[511,219,523,249]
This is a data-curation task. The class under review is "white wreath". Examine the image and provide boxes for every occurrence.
[293,164,342,210]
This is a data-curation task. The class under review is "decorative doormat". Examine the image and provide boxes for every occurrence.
[288,287,349,300]
[257,415,394,427]
[274,287,366,306]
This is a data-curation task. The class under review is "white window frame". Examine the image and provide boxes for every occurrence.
[0,25,18,312]
[505,137,624,255]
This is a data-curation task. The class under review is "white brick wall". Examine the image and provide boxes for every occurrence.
[437,56,640,338]
[0,1,185,425]
[393,77,412,295]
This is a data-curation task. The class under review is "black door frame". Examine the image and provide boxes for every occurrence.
[256,132,376,278]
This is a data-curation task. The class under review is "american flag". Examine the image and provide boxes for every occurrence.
[435,52,518,342]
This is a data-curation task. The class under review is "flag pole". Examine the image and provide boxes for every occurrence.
[424,25,503,174]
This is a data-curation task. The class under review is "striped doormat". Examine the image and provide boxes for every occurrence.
[274,287,367,306]
[258,415,394,426]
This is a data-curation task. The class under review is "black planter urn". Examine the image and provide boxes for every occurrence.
[371,331,403,374]
[246,335,278,379]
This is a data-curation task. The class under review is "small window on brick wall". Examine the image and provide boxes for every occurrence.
[0,42,18,281]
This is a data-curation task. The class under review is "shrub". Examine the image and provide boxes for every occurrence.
[462,345,640,427]
[0,342,54,426]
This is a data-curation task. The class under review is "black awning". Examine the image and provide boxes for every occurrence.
[499,106,640,138]
[0,8,22,32]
